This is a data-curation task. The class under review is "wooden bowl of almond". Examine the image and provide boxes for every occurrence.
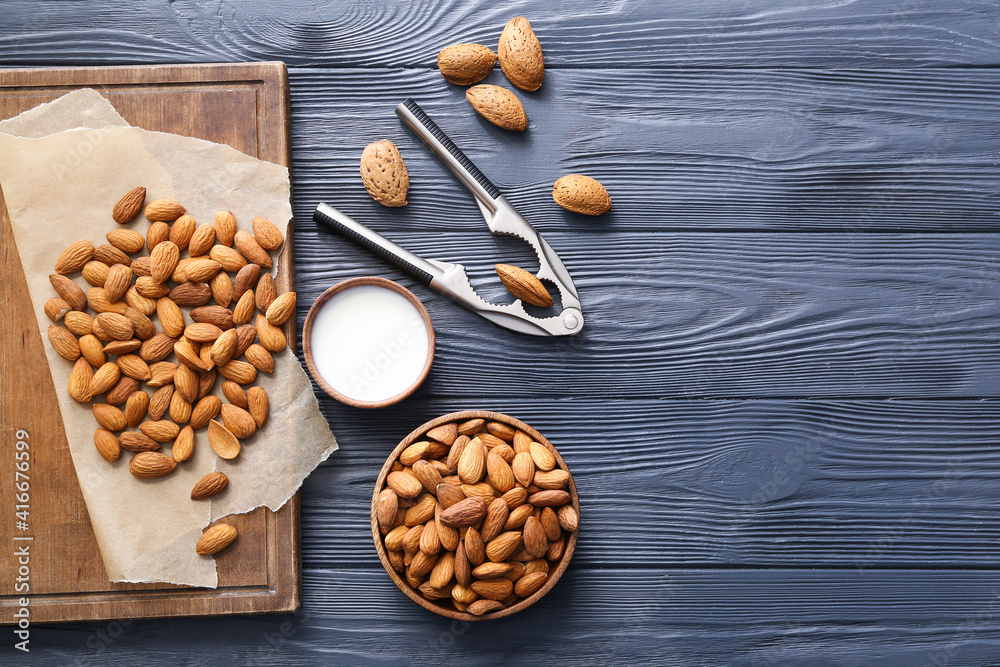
[371,411,580,620]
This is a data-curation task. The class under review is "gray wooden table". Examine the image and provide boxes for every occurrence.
[3,1,1000,665]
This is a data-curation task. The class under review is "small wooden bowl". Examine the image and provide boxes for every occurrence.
[302,277,434,408]
[371,410,580,621]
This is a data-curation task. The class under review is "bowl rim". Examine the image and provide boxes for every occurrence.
[302,277,435,409]
[371,410,580,621]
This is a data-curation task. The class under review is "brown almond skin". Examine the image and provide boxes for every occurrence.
[191,472,230,500]
[553,174,612,215]
[438,43,497,85]
[465,85,527,131]
[439,497,487,528]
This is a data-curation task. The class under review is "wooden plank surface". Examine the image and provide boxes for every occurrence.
[0,63,300,623]
[1,0,999,664]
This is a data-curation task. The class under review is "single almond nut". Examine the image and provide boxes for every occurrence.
[106,228,146,254]
[523,516,549,558]
[168,282,212,307]
[210,328,239,366]
[495,264,553,307]
[458,418,485,436]
[539,507,562,542]
[47,325,81,361]
[170,390,192,424]
[95,312,133,341]
[265,291,296,326]
[245,343,274,373]
[49,274,87,311]
[218,359,256,385]
[221,404,257,439]
[255,313,286,352]
[103,340,141,356]
[155,297,185,338]
[377,488,399,533]
[252,216,284,250]
[234,231,272,268]
[196,523,237,555]
[233,263,260,301]
[481,497,510,542]
[222,380,248,409]
[360,140,409,207]
[457,437,486,484]
[529,442,556,471]
[88,362,121,396]
[146,223,170,254]
[232,289,255,326]
[150,240,179,284]
[528,489,570,507]
[95,244,132,268]
[255,273,276,311]
[214,210,237,245]
[465,85,527,131]
[426,423,458,446]
[210,271,233,308]
[67,357,94,403]
[93,403,127,431]
[439,497,488,528]
[472,561,513,580]
[498,16,544,92]
[184,322,223,343]
[64,311,95,336]
[55,240,96,274]
[112,186,146,224]
[124,390,150,427]
[79,334,106,367]
[117,353,151,381]
[437,43,497,85]
[208,419,241,459]
[486,451,516,493]
[188,223,217,257]
[387,471,422,499]
[173,361,201,401]
[191,305,234,330]
[104,376,139,406]
[129,451,176,478]
[148,384,173,420]
[485,531,523,563]
[131,256,152,278]
[557,505,579,532]
[512,452,535,487]
[140,332,177,364]
[94,428,121,462]
[467,599,503,616]
[514,571,547,598]
[168,214,197,249]
[184,258,222,284]
[124,286,156,316]
[144,199,185,222]
[209,244,247,272]
[470,577,513,601]
[188,394,221,430]
[552,174,612,215]
[534,468,570,490]
[82,260,110,287]
[138,419,180,442]
[505,503,534,530]
[436,483,466,509]
[191,472,229,500]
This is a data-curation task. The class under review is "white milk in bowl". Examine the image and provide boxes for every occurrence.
[306,281,433,406]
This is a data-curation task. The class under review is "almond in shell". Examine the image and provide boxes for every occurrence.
[465,85,527,131]
[437,43,497,85]
[498,16,544,92]
[360,140,409,207]
[552,174,612,216]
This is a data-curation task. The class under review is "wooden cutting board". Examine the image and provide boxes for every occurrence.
[0,63,299,623]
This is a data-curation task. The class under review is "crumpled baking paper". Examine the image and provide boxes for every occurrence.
[0,89,337,587]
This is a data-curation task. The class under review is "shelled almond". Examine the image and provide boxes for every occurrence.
[43,187,297,557]
[376,416,578,617]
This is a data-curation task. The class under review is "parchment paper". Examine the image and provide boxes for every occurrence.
[0,91,338,587]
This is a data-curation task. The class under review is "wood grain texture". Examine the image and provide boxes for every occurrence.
[292,230,1000,398]
[296,398,1000,569]
[0,0,997,68]
[287,67,1000,232]
[17,569,1000,665]
[1,0,998,662]
[0,63,299,624]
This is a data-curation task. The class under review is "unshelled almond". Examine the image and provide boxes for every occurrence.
[466,85,527,132]
[218,359,256,385]
[169,214,196,249]
[439,497,488,528]
[191,472,229,500]
[117,354,151,381]
[189,395,221,430]
[387,471,422,499]
[360,140,409,207]
[93,403,127,431]
[184,322,223,343]
[437,43,497,85]
[140,332,177,364]
[104,376,139,405]
[82,260,110,287]
[146,221,170,251]
[481,497,510,542]
[68,358,94,403]
[210,328,238,366]
[139,419,180,443]
[144,199,185,222]
[245,343,274,373]
[210,244,247,272]
[196,523,237,555]
[255,273,276,311]
[223,380,248,409]
[112,186,146,224]
[210,271,233,308]
[486,451,516,493]
[457,437,486,484]
[129,451,176,477]
[552,174,612,216]
[169,282,212,307]
[79,334,106,367]
[124,390,149,427]
[498,16,544,91]
[88,362,121,396]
